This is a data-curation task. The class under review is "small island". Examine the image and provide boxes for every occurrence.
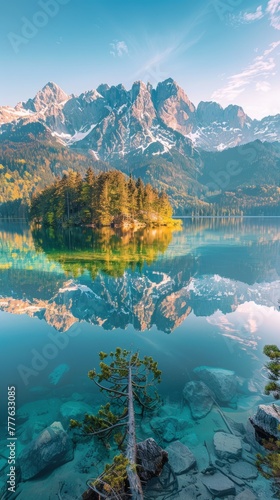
[30,168,179,229]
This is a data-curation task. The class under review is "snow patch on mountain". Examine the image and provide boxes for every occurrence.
[68,123,97,144]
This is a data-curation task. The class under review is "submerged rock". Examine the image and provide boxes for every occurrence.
[59,401,93,424]
[173,484,197,499]
[201,472,236,497]
[194,366,237,403]
[19,421,74,480]
[166,441,196,475]
[71,392,84,401]
[150,416,189,442]
[213,432,242,459]
[137,438,168,482]
[17,398,61,443]
[183,380,214,419]
[48,364,70,385]
[18,420,47,444]
[163,421,177,442]
[235,488,258,500]
[150,417,176,442]
[251,403,280,438]
[230,461,258,480]
[245,419,263,451]
[143,461,178,499]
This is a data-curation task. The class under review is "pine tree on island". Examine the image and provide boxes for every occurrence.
[30,169,178,228]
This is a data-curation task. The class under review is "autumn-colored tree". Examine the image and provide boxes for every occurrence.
[96,174,112,226]
[136,178,145,213]
[30,170,175,228]
[82,167,96,223]
[128,174,137,217]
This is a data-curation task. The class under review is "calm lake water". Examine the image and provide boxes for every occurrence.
[0,218,279,498]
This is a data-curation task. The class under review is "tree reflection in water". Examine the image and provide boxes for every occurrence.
[32,226,176,279]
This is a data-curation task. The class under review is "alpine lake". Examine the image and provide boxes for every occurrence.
[0,218,280,499]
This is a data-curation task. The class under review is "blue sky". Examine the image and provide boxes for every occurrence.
[1,0,279,118]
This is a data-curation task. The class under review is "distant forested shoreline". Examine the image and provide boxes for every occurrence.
[30,169,178,229]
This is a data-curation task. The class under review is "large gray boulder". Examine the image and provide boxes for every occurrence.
[183,381,214,419]
[201,472,236,497]
[166,441,196,475]
[136,438,168,482]
[251,403,280,438]
[194,366,237,403]
[19,421,74,480]
[213,432,242,459]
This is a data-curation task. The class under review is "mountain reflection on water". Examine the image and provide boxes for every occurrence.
[0,219,280,500]
[0,218,279,335]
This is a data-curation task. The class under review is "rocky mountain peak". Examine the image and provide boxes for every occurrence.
[96,83,111,97]
[155,78,179,100]
[197,101,224,125]
[223,104,250,128]
[116,83,126,91]
[154,78,195,135]
[130,81,156,125]
[38,81,69,103]
[22,81,69,113]
[79,89,103,103]
[195,101,252,149]
[42,81,63,92]
[105,84,129,108]
[131,81,148,101]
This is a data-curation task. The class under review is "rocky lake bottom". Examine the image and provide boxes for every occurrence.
[0,362,278,499]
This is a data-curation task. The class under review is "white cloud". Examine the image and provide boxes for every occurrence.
[263,39,280,54]
[212,41,280,101]
[110,40,129,57]
[230,1,280,30]
[243,5,264,21]
[266,0,280,30]
[255,80,271,91]
[229,5,264,26]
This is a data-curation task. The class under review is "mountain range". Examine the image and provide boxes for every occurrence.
[2,78,280,152]
[0,78,280,214]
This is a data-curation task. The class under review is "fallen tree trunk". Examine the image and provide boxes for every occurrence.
[78,349,163,498]
[126,363,144,500]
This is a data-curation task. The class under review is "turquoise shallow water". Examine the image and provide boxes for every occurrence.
[0,219,279,498]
